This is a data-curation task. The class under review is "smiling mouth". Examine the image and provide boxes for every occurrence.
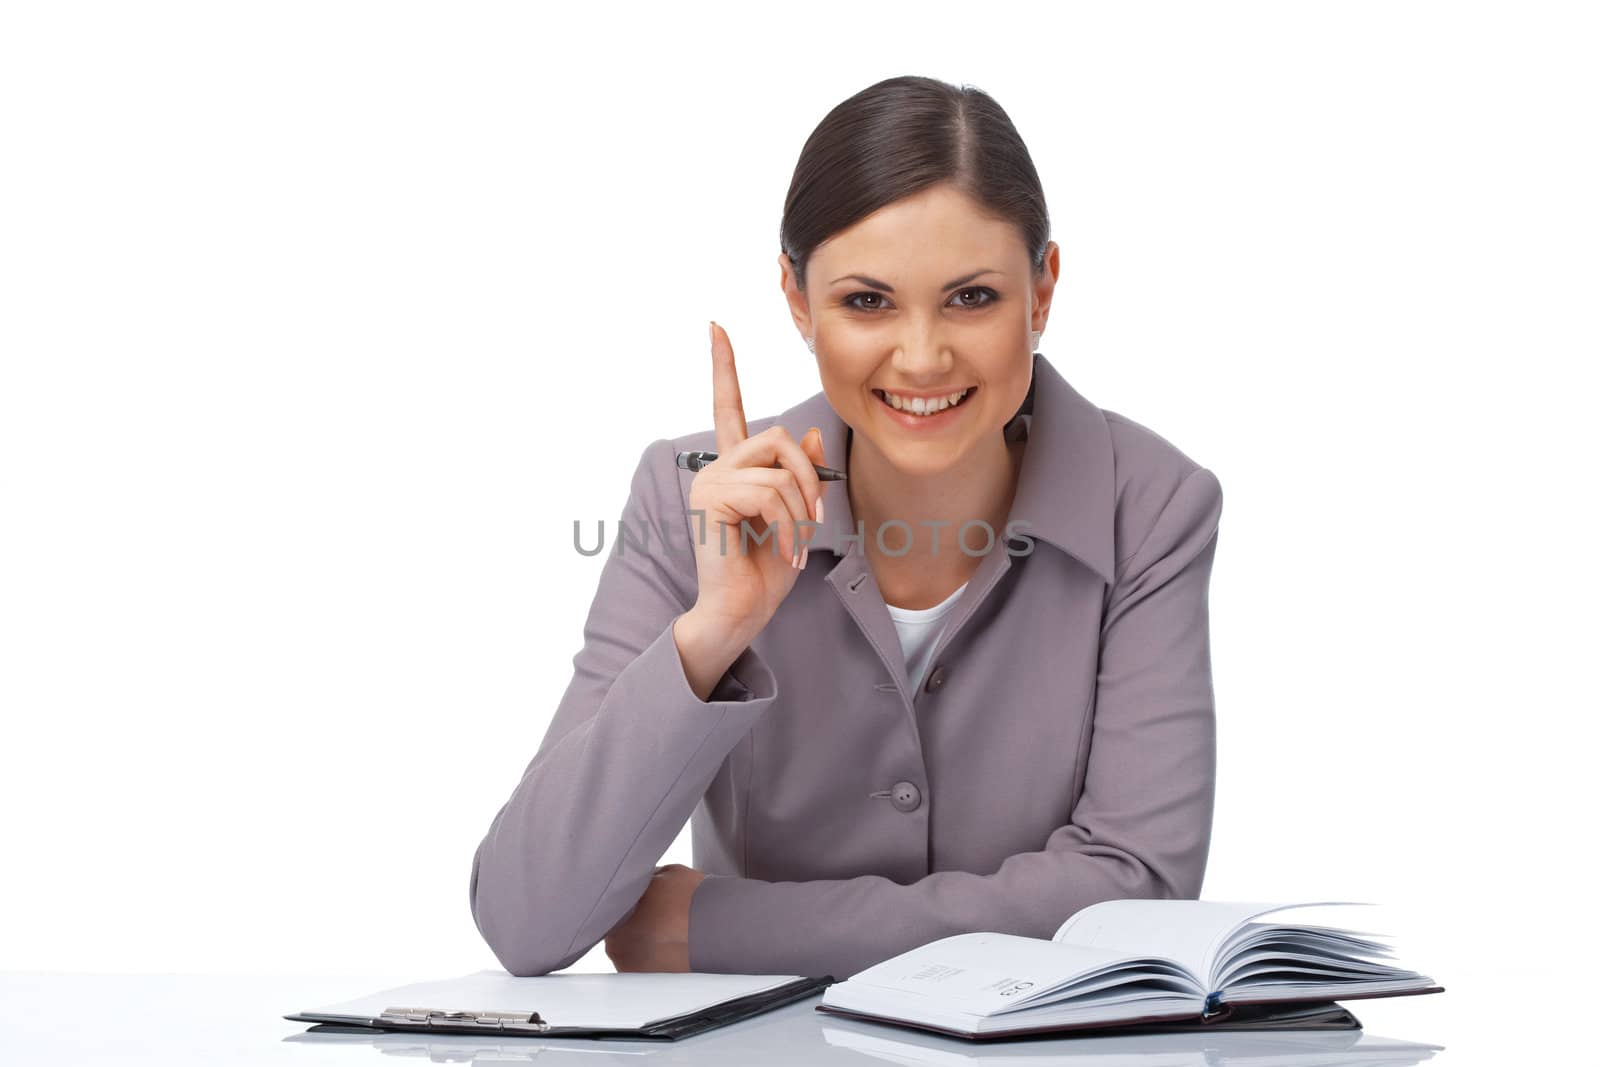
[872,386,977,416]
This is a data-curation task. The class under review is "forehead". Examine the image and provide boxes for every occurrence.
[811,184,1026,282]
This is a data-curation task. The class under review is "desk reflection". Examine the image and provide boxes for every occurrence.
[283,998,1444,1066]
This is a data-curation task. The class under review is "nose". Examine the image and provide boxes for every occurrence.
[890,324,955,379]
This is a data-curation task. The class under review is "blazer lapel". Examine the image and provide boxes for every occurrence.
[769,351,1116,708]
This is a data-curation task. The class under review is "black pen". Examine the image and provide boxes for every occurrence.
[675,450,847,481]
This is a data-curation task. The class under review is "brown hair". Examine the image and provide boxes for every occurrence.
[780,75,1051,295]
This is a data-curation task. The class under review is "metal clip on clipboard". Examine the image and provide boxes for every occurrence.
[380,1006,552,1033]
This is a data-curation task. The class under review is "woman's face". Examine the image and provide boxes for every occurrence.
[782,182,1059,478]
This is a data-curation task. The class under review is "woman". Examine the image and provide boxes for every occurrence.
[469,75,1224,980]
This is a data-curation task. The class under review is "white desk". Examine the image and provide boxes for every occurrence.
[2,972,1447,1064]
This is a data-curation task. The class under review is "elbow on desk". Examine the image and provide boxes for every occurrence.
[1062,822,1209,911]
[469,843,592,977]
[1124,837,1210,904]
[483,925,588,978]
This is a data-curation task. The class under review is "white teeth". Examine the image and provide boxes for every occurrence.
[881,388,969,416]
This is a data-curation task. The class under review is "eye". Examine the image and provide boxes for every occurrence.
[842,291,887,312]
[840,287,1000,312]
[952,286,998,309]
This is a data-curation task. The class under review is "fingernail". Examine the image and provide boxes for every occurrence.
[816,497,825,525]
[709,320,715,344]
[800,546,809,568]
[791,546,801,569]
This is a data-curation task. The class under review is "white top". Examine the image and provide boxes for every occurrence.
[884,580,968,692]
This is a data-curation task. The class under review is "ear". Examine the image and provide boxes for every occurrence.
[778,251,815,347]
[1030,241,1062,333]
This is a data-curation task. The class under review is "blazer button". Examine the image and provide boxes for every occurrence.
[924,664,947,693]
[890,781,922,813]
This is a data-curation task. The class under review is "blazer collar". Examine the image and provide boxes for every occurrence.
[773,351,1116,585]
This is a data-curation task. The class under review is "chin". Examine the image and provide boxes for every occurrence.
[871,435,979,477]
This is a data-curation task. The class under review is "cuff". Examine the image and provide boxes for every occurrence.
[707,646,773,702]
[663,614,777,705]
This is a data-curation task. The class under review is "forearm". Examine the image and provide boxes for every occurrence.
[470,619,776,975]
[688,807,1203,980]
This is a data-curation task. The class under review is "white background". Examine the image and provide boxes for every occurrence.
[2,2,1595,1060]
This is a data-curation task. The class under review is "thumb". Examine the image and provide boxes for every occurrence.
[803,426,830,508]
[802,425,826,468]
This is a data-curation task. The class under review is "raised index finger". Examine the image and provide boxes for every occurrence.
[710,320,749,453]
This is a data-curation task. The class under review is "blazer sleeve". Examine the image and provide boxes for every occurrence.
[687,466,1223,980]
[469,437,779,976]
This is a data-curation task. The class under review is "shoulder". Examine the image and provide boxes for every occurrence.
[1100,408,1223,574]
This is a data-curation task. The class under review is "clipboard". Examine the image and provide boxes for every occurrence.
[284,969,835,1041]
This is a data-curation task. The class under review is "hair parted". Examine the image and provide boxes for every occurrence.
[779,75,1051,295]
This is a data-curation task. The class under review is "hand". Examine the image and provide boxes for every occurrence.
[687,321,831,645]
[604,863,707,973]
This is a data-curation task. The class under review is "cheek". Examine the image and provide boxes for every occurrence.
[813,348,878,392]
[980,317,1032,351]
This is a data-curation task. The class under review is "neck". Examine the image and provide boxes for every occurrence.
[847,427,1026,579]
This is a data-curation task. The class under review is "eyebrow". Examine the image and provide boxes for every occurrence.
[828,269,1002,293]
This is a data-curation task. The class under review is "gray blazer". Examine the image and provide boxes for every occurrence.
[469,351,1224,980]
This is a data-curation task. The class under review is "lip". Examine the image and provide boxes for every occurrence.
[872,386,976,431]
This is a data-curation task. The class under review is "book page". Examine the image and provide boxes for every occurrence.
[1213,915,1435,1001]
[835,932,1201,1019]
[1052,901,1356,982]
